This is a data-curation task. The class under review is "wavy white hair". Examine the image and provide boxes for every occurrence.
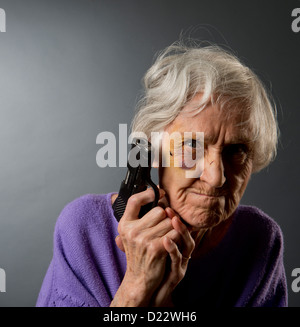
[131,41,279,172]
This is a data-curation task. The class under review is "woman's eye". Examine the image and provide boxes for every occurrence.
[223,144,249,163]
[172,139,203,169]
[182,139,203,163]
[183,139,198,149]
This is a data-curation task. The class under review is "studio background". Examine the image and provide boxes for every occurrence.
[0,0,299,307]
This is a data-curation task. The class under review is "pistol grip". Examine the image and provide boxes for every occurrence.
[113,181,159,221]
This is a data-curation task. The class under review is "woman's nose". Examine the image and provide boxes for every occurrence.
[200,153,226,188]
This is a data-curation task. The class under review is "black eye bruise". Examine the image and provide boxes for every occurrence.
[222,144,248,161]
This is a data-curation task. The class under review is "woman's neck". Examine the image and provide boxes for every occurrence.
[190,215,234,260]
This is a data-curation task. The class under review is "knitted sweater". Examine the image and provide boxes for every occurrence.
[36,193,287,307]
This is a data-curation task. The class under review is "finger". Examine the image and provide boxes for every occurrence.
[142,216,173,239]
[171,216,195,257]
[123,188,165,221]
[163,237,182,268]
[163,228,182,245]
[139,206,169,229]
[157,186,169,209]
[115,235,125,252]
[164,236,192,268]
[162,218,194,255]
[165,207,179,219]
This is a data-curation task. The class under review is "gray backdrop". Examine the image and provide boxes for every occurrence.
[0,0,299,307]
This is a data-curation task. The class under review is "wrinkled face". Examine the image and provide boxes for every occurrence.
[159,94,254,231]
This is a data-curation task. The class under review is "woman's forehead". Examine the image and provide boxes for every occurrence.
[166,104,253,145]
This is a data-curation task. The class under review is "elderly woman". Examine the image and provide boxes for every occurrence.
[36,42,287,307]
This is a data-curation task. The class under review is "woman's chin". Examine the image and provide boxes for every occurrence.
[179,207,224,230]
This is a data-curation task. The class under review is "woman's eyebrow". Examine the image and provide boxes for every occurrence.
[228,133,253,144]
[203,134,252,145]
[170,130,251,145]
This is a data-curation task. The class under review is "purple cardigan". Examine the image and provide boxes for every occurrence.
[36,193,287,307]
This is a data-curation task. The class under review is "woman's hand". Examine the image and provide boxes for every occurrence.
[112,189,195,307]
[150,208,195,306]
[111,188,173,306]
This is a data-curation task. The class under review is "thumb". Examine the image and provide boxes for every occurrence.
[115,235,125,252]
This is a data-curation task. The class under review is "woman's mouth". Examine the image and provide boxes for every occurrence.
[190,191,223,198]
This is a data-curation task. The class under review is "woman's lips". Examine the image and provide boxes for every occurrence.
[189,192,224,207]
[196,193,218,198]
[191,192,222,198]
[189,186,226,198]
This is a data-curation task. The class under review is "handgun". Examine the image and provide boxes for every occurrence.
[112,137,159,221]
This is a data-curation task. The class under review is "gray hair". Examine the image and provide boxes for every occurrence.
[131,41,279,172]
